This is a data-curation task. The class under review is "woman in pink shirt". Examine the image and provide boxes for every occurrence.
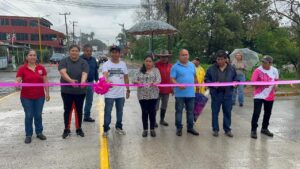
[250,55,279,139]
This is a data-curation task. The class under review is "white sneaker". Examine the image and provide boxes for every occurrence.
[115,128,126,135]
[102,132,108,138]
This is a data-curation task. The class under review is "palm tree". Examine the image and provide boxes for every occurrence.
[90,32,95,41]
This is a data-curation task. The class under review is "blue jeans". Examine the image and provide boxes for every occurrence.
[103,97,125,132]
[175,97,195,130]
[211,92,232,132]
[232,74,245,104]
[84,86,94,119]
[21,97,45,136]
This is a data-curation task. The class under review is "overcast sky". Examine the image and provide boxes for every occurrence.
[0,0,142,45]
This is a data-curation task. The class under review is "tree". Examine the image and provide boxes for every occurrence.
[255,28,299,69]
[89,39,107,51]
[90,32,95,41]
[79,32,106,51]
[178,1,244,60]
[128,0,299,67]
[116,33,126,48]
[232,0,279,49]
[271,0,300,76]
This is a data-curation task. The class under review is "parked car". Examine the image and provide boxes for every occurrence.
[98,56,108,64]
[50,53,66,64]
[92,52,108,65]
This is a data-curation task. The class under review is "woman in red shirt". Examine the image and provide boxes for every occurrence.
[16,49,50,144]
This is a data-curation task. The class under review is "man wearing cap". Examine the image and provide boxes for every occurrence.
[250,55,279,139]
[155,50,173,127]
[102,46,130,137]
[205,50,237,138]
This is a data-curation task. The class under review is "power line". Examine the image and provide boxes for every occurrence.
[0,1,21,16]
[3,0,33,17]
[0,9,18,16]
[17,0,141,9]
[0,6,19,16]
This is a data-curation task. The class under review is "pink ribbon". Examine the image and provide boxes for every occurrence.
[112,80,300,87]
[1,77,299,95]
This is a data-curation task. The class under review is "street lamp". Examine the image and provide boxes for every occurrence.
[38,14,49,64]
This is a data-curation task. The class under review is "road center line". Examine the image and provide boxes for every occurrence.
[98,97,110,169]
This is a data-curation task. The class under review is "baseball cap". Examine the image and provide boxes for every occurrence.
[109,45,121,53]
[261,55,273,63]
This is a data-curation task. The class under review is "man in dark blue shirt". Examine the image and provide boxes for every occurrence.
[205,50,237,138]
[81,44,99,122]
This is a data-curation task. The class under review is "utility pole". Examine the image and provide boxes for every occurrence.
[71,21,78,44]
[165,1,171,51]
[79,29,82,48]
[37,15,49,64]
[147,0,151,20]
[146,0,151,51]
[118,23,126,48]
[59,12,71,48]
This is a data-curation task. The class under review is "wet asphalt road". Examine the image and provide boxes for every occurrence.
[0,63,299,169]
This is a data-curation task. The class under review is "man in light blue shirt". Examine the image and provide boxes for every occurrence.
[171,49,199,136]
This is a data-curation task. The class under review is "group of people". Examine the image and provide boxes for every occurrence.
[16,44,280,144]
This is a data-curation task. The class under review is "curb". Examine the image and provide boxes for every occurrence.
[245,92,300,97]
[275,92,300,97]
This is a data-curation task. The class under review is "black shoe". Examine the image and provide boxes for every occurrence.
[225,131,234,137]
[84,117,95,122]
[62,129,71,139]
[24,136,32,144]
[160,120,169,126]
[187,129,199,136]
[150,130,156,137]
[239,103,244,107]
[142,130,148,137]
[155,123,158,128]
[76,128,85,137]
[251,131,257,139]
[212,131,219,137]
[176,129,182,136]
[37,133,47,140]
[261,129,274,137]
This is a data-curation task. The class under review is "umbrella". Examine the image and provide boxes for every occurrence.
[230,48,259,70]
[193,93,208,122]
[127,20,178,51]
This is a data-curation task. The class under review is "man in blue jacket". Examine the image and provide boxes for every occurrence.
[205,50,237,137]
[81,44,99,122]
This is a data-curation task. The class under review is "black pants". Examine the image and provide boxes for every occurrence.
[61,93,86,130]
[139,99,157,130]
[251,99,274,131]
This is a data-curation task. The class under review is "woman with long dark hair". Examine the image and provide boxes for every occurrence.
[133,54,161,137]
[58,45,89,139]
[16,49,50,144]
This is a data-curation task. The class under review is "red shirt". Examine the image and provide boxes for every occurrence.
[155,61,173,94]
[16,64,47,99]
